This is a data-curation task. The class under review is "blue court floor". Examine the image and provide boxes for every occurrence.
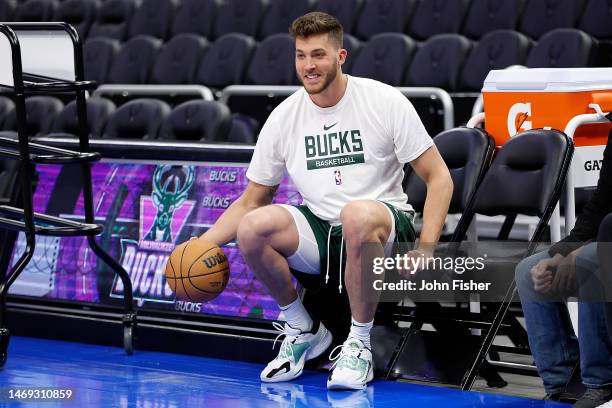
[0,336,569,407]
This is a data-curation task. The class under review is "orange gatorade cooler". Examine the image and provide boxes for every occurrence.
[482,68,612,189]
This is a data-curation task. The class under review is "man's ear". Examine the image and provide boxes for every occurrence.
[338,48,347,65]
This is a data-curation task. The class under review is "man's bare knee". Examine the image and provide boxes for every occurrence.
[237,206,299,256]
[341,200,390,244]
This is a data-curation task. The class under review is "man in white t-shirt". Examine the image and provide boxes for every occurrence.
[196,12,452,390]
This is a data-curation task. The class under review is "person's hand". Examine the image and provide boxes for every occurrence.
[531,254,564,293]
[398,247,434,278]
[550,248,581,294]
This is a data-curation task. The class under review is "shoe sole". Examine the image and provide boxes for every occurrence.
[260,325,333,383]
[327,364,374,390]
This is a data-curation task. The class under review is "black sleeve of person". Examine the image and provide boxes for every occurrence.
[549,131,612,257]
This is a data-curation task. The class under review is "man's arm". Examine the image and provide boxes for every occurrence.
[409,145,453,250]
[198,181,279,246]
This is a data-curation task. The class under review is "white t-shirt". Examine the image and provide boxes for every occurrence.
[246,75,433,225]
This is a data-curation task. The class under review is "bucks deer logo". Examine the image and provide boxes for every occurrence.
[144,165,196,242]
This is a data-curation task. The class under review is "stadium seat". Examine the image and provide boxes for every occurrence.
[408,0,471,40]
[127,0,177,40]
[151,34,208,85]
[53,0,99,40]
[107,36,163,84]
[227,114,257,144]
[49,98,116,139]
[88,0,136,41]
[158,100,232,142]
[170,0,216,38]
[0,0,16,21]
[0,158,19,204]
[84,38,120,85]
[14,0,57,22]
[246,34,296,85]
[214,0,266,39]
[103,98,171,140]
[342,33,362,73]
[0,97,15,130]
[350,33,416,86]
[3,96,64,137]
[578,0,612,39]
[355,0,415,39]
[526,28,595,68]
[460,30,532,91]
[259,0,311,39]
[195,33,256,89]
[462,0,526,39]
[405,34,473,91]
[314,0,363,35]
[519,0,587,39]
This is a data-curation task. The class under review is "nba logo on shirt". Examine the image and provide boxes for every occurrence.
[334,170,342,185]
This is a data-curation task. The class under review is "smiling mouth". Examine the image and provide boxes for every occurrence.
[305,73,321,81]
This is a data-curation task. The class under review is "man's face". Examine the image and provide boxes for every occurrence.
[295,33,345,95]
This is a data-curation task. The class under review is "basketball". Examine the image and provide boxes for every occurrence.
[165,240,230,303]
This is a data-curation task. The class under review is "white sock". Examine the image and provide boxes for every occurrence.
[348,317,374,349]
[279,297,313,332]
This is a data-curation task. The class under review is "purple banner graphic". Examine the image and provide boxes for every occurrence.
[9,162,302,320]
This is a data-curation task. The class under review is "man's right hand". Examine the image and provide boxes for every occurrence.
[530,254,564,293]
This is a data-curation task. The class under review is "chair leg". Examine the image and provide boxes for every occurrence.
[461,283,516,390]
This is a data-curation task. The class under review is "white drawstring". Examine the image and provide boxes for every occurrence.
[325,227,333,284]
[328,342,363,369]
[338,236,344,294]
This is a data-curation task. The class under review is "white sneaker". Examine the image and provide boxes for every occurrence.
[261,320,332,383]
[327,338,374,390]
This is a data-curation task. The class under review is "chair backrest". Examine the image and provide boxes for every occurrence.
[246,33,296,85]
[15,0,57,22]
[226,114,257,144]
[3,96,64,137]
[171,0,217,38]
[53,0,99,39]
[151,34,208,85]
[214,0,266,39]
[578,0,612,39]
[314,0,363,35]
[107,35,163,84]
[88,0,135,40]
[0,96,15,130]
[260,0,311,39]
[342,33,362,73]
[463,129,573,243]
[195,33,256,88]
[355,0,415,39]
[404,127,494,214]
[84,37,121,84]
[460,29,532,91]
[50,97,116,138]
[0,0,17,21]
[462,0,526,39]
[103,98,171,140]
[526,28,595,68]
[158,100,232,142]
[408,0,471,40]
[405,34,473,91]
[0,158,19,203]
[128,0,177,40]
[519,0,586,39]
[350,33,416,85]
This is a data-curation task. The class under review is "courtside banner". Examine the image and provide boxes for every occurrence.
[8,161,301,320]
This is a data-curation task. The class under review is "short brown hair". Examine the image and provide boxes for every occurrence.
[290,12,343,48]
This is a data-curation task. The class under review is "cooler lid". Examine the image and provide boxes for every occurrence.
[482,68,612,92]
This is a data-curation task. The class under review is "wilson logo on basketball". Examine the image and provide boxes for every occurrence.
[203,253,228,269]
